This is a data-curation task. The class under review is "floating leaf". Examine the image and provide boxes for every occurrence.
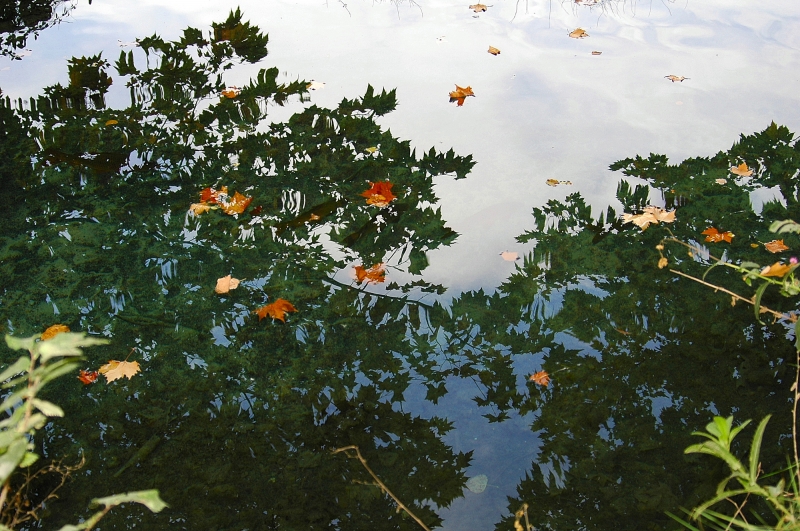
[306,81,325,90]
[715,178,728,185]
[221,87,240,98]
[361,181,396,207]
[254,299,297,322]
[220,191,253,215]
[500,251,519,261]
[469,3,488,11]
[569,28,589,39]
[546,179,573,187]
[41,324,70,341]
[658,257,668,269]
[354,264,386,284]
[622,206,676,230]
[449,85,475,107]
[765,239,789,253]
[78,370,99,385]
[488,46,500,55]
[365,146,378,154]
[198,186,251,215]
[189,203,213,215]
[465,474,488,493]
[98,360,141,383]
[665,75,688,82]
[591,51,602,55]
[105,119,119,126]
[530,371,550,386]
[730,162,753,177]
[702,227,733,243]
[215,275,241,294]
[761,262,792,277]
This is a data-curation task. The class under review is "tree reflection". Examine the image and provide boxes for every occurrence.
[0,11,474,529]
[436,123,799,530]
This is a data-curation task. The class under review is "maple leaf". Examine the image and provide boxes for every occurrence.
[354,264,386,284]
[41,324,70,340]
[254,298,297,322]
[98,360,141,383]
[622,206,675,230]
[221,87,240,98]
[569,28,589,38]
[529,371,550,386]
[469,3,488,11]
[665,75,688,82]
[220,191,253,215]
[765,239,789,253]
[78,370,99,385]
[730,162,753,177]
[488,46,500,55]
[449,85,475,106]
[702,227,734,243]
[361,181,397,207]
[215,275,241,294]
[761,262,792,277]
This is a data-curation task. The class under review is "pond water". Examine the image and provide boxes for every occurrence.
[1,0,800,529]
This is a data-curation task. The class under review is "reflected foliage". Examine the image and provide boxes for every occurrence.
[0,11,474,530]
[0,0,82,57]
[431,123,800,530]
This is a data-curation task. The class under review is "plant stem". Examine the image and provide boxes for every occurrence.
[332,445,431,531]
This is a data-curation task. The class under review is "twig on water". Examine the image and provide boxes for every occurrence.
[332,445,431,531]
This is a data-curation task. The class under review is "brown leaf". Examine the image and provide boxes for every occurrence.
[764,239,789,253]
[665,75,688,82]
[488,46,501,55]
[449,85,475,106]
[469,3,488,11]
[42,324,70,340]
[702,227,733,243]
[569,28,589,38]
[354,264,386,284]
[254,298,297,322]
[221,87,240,98]
[622,206,676,230]
[189,203,213,215]
[360,181,397,207]
[591,51,602,55]
[98,360,141,383]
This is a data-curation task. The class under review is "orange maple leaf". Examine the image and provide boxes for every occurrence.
[761,262,792,278]
[78,370,99,385]
[449,85,475,106]
[354,264,386,284]
[98,360,141,383]
[730,162,753,177]
[198,186,251,215]
[702,227,734,243]
[529,371,550,387]
[220,191,253,215]
[764,239,789,253]
[254,298,297,322]
[360,181,396,207]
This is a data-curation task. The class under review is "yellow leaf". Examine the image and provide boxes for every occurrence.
[761,262,792,278]
[622,207,675,230]
[665,75,688,82]
[569,28,589,38]
[105,119,119,126]
[42,324,70,340]
[254,298,297,322]
[189,203,212,215]
[469,3,488,11]
[488,46,501,55]
[98,360,141,383]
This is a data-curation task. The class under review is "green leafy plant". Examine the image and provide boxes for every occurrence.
[668,415,800,530]
[0,333,167,529]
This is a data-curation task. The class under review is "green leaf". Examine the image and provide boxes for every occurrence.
[36,333,109,361]
[91,490,168,513]
[748,415,770,485]
[769,219,800,234]
[0,356,29,384]
[31,398,64,417]
[4,334,37,352]
[0,438,28,484]
[753,281,769,324]
[19,451,39,468]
